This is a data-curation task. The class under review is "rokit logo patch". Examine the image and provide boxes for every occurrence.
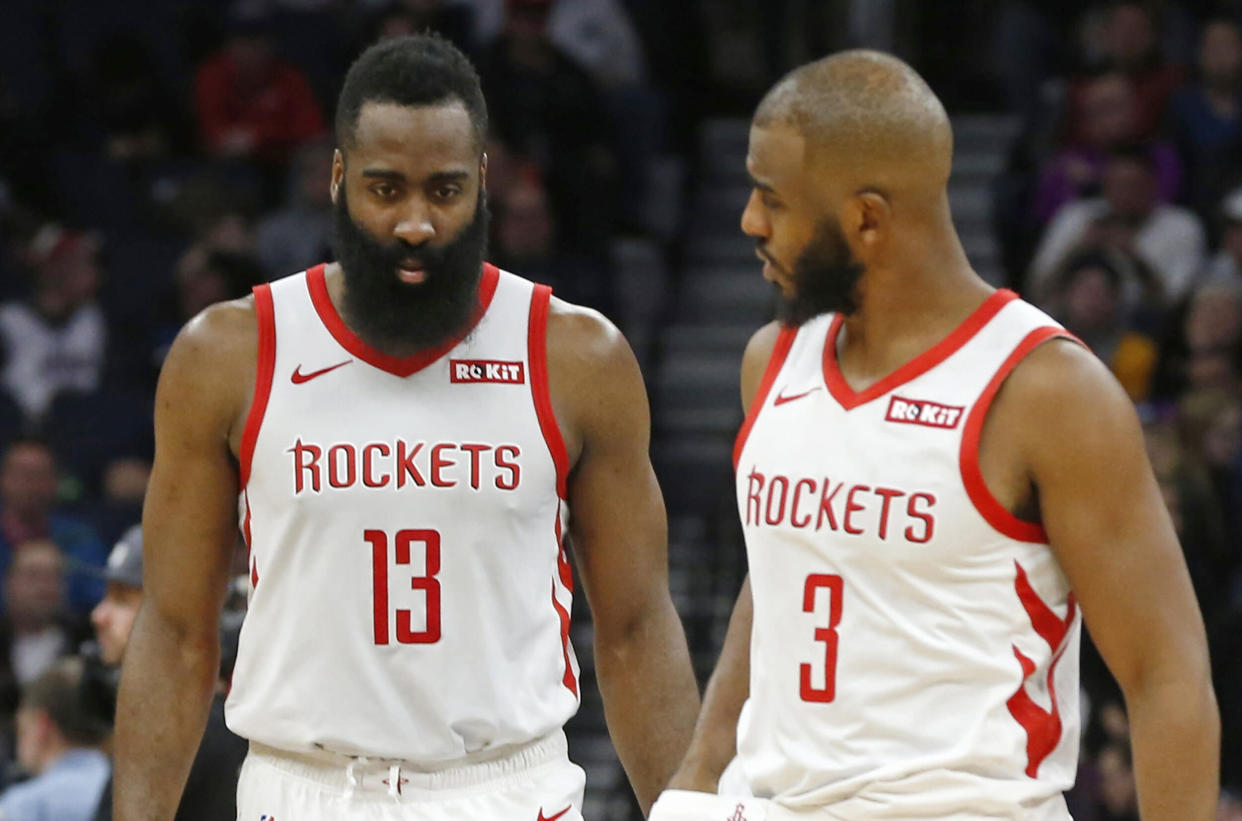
[884,395,965,429]
[449,359,525,384]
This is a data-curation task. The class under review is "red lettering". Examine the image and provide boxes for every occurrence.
[816,480,842,531]
[459,443,491,490]
[289,439,322,493]
[765,475,790,525]
[843,484,870,534]
[791,478,816,528]
[396,440,425,488]
[328,444,357,488]
[746,468,765,526]
[430,443,457,487]
[873,487,905,540]
[494,445,520,490]
[362,443,391,488]
[905,492,936,543]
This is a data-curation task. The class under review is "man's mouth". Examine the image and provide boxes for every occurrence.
[396,261,428,284]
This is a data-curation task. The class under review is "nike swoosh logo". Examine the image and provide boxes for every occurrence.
[773,386,821,406]
[291,359,353,384]
[537,806,572,821]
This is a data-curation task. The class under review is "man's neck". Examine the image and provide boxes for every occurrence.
[834,226,991,392]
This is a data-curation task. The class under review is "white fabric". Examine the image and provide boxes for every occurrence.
[237,731,585,820]
[227,267,578,765]
[0,301,106,419]
[733,295,1080,817]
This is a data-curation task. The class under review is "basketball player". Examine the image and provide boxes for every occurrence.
[112,35,699,820]
[650,51,1219,820]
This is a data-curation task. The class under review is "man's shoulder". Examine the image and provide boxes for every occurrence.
[545,296,627,366]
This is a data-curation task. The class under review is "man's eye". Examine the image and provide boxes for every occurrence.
[435,186,462,201]
[372,184,397,198]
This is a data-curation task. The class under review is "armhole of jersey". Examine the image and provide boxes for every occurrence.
[959,326,1074,544]
[733,325,798,471]
[528,284,569,500]
[239,283,276,489]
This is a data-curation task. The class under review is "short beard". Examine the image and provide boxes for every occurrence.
[331,186,490,350]
[773,217,865,325]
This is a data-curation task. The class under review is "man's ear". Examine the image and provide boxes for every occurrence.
[844,189,892,254]
[330,149,345,204]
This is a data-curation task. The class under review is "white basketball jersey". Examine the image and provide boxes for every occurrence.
[733,291,1082,818]
[226,263,580,764]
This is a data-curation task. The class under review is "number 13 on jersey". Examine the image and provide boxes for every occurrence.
[365,528,442,645]
[800,573,843,703]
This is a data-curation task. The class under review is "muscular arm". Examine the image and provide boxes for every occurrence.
[114,301,255,820]
[999,340,1220,820]
[666,322,782,793]
[548,303,699,815]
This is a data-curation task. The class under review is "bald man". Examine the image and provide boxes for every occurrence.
[650,51,1219,821]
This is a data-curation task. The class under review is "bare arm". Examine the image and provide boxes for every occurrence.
[548,302,700,815]
[114,301,256,820]
[665,321,782,792]
[667,578,752,791]
[1001,340,1220,820]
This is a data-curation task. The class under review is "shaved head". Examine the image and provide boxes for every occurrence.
[754,50,953,196]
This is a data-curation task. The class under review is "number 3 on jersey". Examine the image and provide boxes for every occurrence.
[800,573,843,703]
[365,529,442,645]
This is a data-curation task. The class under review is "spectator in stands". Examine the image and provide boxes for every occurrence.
[1092,739,1140,821]
[88,525,249,821]
[1066,2,1184,144]
[1043,249,1159,400]
[153,248,267,368]
[0,540,90,690]
[0,658,111,821]
[491,178,612,314]
[254,138,334,278]
[1033,72,1181,224]
[1029,146,1206,304]
[1183,284,1242,393]
[363,0,476,53]
[1142,416,1232,630]
[1178,387,1242,571]
[0,226,107,424]
[1169,18,1242,219]
[0,438,106,614]
[1204,187,1242,288]
[479,0,617,254]
[193,14,326,164]
[70,34,191,163]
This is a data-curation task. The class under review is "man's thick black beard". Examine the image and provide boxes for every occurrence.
[331,187,490,351]
[774,217,865,325]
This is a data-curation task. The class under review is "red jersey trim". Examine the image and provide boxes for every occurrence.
[822,289,1019,411]
[527,284,570,500]
[239,283,276,488]
[733,325,798,470]
[1007,561,1077,777]
[960,326,1072,543]
[552,508,578,697]
[305,262,500,378]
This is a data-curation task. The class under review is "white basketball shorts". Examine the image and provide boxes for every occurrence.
[649,789,772,821]
[236,731,585,821]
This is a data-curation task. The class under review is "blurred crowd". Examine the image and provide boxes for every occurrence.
[0,0,1240,817]
[990,2,1242,814]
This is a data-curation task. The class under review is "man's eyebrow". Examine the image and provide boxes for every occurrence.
[747,171,776,194]
[426,171,471,184]
[361,169,406,181]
